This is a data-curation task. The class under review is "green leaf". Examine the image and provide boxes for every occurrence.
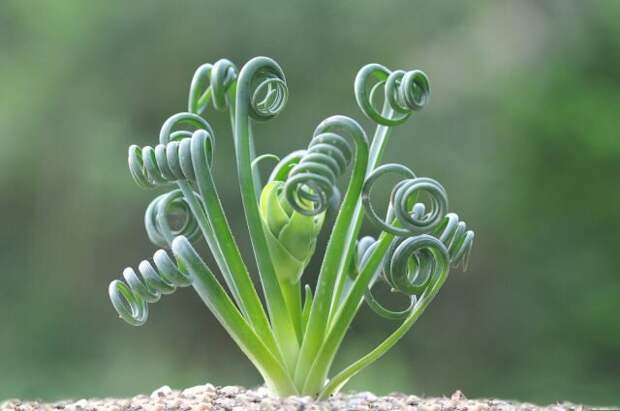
[260,181,325,283]
[263,221,306,283]
[260,181,289,237]
[279,209,320,261]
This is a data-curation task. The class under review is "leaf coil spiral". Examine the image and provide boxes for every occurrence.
[365,234,450,320]
[144,189,201,248]
[362,163,448,237]
[128,126,215,188]
[434,213,474,269]
[108,246,193,326]
[237,57,289,121]
[284,116,367,216]
[355,63,430,126]
[188,59,238,114]
[285,133,352,216]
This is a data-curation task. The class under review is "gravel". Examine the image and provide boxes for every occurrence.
[1,384,589,411]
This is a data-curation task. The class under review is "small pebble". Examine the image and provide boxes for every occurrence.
[0,385,586,411]
[150,385,172,398]
[182,384,207,397]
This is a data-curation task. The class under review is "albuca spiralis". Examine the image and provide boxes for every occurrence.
[108,57,474,398]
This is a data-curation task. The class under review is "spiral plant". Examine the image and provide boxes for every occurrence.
[108,57,474,398]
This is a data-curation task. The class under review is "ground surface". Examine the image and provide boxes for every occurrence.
[1,384,590,411]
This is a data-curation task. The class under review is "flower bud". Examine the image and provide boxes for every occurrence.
[259,181,324,283]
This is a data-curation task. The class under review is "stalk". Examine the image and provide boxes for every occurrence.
[319,236,450,399]
[171,236,298,396]
[234,57,299,372]
[188,131,285,364]
[301,232,393,394]
[293,116,369,389]
[328,104,396,324]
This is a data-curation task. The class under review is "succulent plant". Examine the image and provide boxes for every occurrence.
[108,57,474,398]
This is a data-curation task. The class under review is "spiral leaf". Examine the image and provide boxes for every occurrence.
[267,150,305,183]
[362,163,448,237]
[252,77,288,119]
[319,235,450,398]
[236,57,288,121]
[365,234,449,320]
[128,124,214,188]
[144,189,201,248]
[234,56,302,372]
[109,248,193,326]
[284,116,368,216]
[355,236,378,274]
[188,59,238,114]
[434,213,475,269]
[355,63,430,126]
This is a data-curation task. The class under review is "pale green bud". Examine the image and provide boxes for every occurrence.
[259,181,324,283]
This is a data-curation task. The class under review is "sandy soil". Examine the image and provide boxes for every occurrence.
[1,384,590,411]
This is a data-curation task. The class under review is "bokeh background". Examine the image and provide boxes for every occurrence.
[1,0,618,405]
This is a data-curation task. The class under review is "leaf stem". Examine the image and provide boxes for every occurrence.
[188,130,285,365]
[234,57,299,372]
[294,116,369,390]
[301,232,393,394]
[171,236,298,396]
[328,105,396,325]
[318,238,450,399]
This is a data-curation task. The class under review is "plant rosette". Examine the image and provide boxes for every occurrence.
[108,57,474,398]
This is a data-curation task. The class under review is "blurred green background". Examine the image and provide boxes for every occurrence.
[1,0,618,405]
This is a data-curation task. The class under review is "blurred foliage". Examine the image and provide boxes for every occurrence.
[0,0,618,405]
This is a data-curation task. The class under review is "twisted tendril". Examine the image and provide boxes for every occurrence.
[242,61,288,121]
[188,59,238,114]
[350,235,378,277]
[127,112,214,189]
[252,77,288,119]
[128,128,214,188]
[364,234,433,320]
[292,115,369,388]
[355,64,430,126]
[362,163,448,237]
[388,235,449,302]
[108,248,192,326]
[144,189,201,248]
[266,150,305,182]
[234,57,302,372]
[327,65,432,330]
[318,235,450,398]
[284,130,353,216]
[124,115,281,346]
[111,128,217,324]
[434,213,475,269]
[159,111,215,145]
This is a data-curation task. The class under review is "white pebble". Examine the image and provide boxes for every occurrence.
[150,385,173,398]
[182,384,207,397]
[220,385,241,396]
